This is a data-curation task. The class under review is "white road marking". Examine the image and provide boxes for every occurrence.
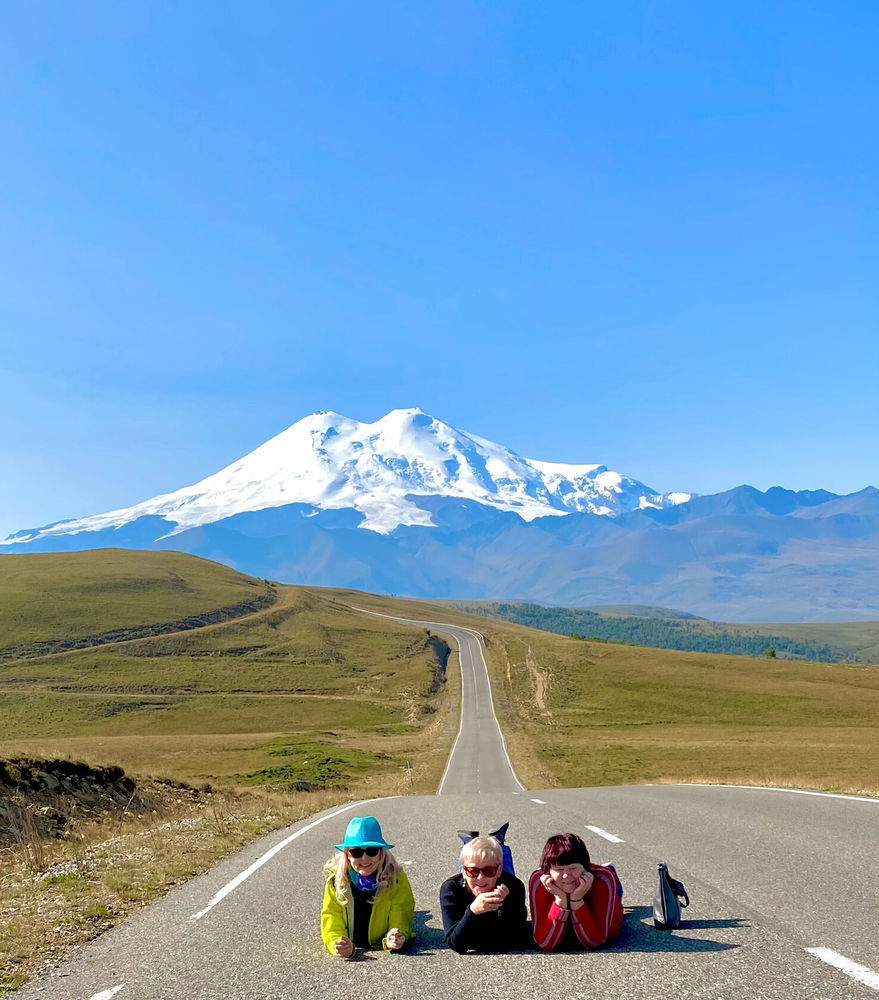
[437,719,465,796]
[350,606,526,792]
[805,947,879,991]
[684,783,879,803]
[351,606,466,796]
[585,824,624,843]
[436,630,468,796]
[478,634,526,791]
[89,987,125,1000]
[189,798,393,920]
[531,798,547,804]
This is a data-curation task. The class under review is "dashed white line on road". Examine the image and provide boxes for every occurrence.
[531,798,547,804]
[89,986,124,1000]
[806,947,879,991]
[190,798,394,920]
[585,824,624,843]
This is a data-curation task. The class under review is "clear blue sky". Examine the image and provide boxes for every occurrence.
[2,2,877,538]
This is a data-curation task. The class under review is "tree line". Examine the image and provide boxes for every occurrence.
[461,602,841,662]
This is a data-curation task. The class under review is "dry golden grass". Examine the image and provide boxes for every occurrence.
[0,582,461,794]
[476,619,879,795]
[0,566,468,993]
[313,587,879,795]
[0,783,347,994]
[2,562,877,993]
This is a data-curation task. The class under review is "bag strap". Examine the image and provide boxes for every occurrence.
[666,873,689,908]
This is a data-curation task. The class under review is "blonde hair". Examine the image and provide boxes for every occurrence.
[460,835,502,867]
[324,847,401,906]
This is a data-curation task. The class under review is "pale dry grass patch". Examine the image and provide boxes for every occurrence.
[0,784,345,994]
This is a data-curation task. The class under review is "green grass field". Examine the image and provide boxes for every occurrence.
[0,550,270,647]
[327,590,879,796]
[481,618,879,794]
[1,552,877,797]
[0,555,458,796]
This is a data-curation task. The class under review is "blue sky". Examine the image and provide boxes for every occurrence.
[1,1,877,538]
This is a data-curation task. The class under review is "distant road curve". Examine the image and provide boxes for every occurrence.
[349,606,524,794]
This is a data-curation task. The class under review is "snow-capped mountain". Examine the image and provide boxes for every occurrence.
[4,409,877,621]
[6,408,691,543]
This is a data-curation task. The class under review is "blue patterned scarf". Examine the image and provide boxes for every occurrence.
[349,868,378,891]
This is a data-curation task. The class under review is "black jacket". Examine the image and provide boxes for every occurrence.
[439,870,530,953]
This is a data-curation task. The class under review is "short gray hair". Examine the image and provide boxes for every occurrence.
[460,835,502,866]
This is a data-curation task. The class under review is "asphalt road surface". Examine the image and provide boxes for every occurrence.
[18,617,879,1000]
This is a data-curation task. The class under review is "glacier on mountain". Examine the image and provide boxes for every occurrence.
[5,407,691,543]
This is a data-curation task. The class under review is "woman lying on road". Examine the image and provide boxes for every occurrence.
[529,833,623,951]
[320,816,415,958]
[440,835,530,953]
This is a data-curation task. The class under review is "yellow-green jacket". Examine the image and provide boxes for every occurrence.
[320,871,415,953]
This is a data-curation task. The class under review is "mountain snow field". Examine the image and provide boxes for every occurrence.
[5,408,690,542]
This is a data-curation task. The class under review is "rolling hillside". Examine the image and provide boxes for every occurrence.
[0,550,273,649]
[1,550,877,796]
[0,551,458,796]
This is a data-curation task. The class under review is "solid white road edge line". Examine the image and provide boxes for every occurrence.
[350,606,463,795]
[189,798,394,920]
[89,987,125,1000]
[435,630,467,796]
[350,606,526,792]
[684,783,879,804]
[805,947,879,992]
[476,631,526,791]
[585,824,624,844]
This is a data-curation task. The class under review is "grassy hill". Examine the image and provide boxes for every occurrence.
[0,552,458,797]
[1,551,877,797]
[0,550,273,649]
[447,599,879,663]
[319,590,879,796]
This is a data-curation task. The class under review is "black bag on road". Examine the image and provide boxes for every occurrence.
[652,862,689,929]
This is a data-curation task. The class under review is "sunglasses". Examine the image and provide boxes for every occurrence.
[462,864,500,878]
[347,846,381,859]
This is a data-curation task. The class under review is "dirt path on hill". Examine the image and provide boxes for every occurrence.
[0,584,278,663]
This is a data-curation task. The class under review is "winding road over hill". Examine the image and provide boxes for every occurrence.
[17,616,879,1000]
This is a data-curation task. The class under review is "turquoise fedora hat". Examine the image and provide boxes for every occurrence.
[334,815,394,851]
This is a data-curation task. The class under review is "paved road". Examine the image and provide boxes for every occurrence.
[17,618,879,1000]
[352,610,523,795]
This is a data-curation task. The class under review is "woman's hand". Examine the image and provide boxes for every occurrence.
[568,871,595,902]
[333,936,354,958]
[385,928,405,951]
[540,872,568,904]
[469,883,509,914]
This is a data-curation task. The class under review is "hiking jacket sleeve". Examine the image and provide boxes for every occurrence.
[380,869,415,948]
[320,876,351,954]
[320,871,416,953]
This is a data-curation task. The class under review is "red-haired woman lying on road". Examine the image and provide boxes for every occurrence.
[529,833,623,951]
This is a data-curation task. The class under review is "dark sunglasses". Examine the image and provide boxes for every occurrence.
[462,864,500,878]
[347,846,381,859]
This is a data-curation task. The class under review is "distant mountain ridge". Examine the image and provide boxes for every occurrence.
[3,409,877,623]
